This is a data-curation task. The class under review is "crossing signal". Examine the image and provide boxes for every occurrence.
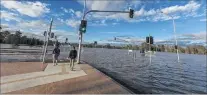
[79,20,87,33]
[129,9,134,18]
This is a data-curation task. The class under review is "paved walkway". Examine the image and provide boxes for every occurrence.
[1,62,47,76]
[1,62,132,94]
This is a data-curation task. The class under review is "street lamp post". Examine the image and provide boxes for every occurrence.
[172,16,180,62]
[162,12,180,62]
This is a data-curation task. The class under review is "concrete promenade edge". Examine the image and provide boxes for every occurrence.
[0,61,132,94]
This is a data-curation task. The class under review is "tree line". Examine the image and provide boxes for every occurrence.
[1,30,206,55]
[80,42,207,55]
[0,30,54,46]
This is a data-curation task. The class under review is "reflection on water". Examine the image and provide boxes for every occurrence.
[1,47,206,93]
[81,48,207,94]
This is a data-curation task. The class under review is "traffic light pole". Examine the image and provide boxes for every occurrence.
[42,18,53,63]
[77,9,133,64]
[77,32,83,64]
[149,34,151,64]
[83,10,130,19]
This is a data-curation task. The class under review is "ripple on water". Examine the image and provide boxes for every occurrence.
[81,48,207,94]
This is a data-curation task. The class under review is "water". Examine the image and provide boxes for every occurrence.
[81,48,207,94]
[1,47,206,93]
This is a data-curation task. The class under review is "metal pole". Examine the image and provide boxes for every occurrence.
[77,33,83,63]
[149,34,151,64]
[172,17,180,62]
[42,31,48,63]
[42,34,46,57]
[77,0,86,64]
[77,6,132,64]
[42,18,53,63]
[161,11,179,62]
[83,10,129,20]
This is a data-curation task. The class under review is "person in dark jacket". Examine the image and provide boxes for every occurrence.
[68,46,77,70]
[52,45,60,66]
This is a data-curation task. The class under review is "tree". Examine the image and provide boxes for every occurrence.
[0,32,3,43]
[21,36,27,44]
[5,34,15,44]
[14,30,22,46]
[1,31,10,43]
[106,44,111,49]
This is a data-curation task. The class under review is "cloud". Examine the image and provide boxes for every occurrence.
[52,13,64,17]
[0,23,9,29]
[100,32,118,34]
[47,29,78,42]
[17,20,48,31]
[75,11,82,18]
[66,19,80,28]
[179,32,206,41]
[77,0,138,21]
[61,7,69,13]
[113,36,145,44]
[1,26,78,42]
[69,9,75,13]
[161,1,200,14]
[156,32,206,46]
[1,1,50,17]
[78,1,126,11]
[200,18,207,22]
[131,1,201,22]
[57,18,64,23]
[77,1,201,23]
[112,22,119,25]
[0,10,21,22]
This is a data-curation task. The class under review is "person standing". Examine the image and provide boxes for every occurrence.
[68,46,77,70]
[52,45,60,66]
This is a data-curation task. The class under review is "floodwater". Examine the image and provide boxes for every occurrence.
[81,48,207,94]
[1,47,207,94]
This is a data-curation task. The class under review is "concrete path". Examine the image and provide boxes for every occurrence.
[1,63,87,93]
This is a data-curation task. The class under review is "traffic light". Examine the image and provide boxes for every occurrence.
[50,32,54,38]
[79,20,87,33]
[43,31,47,36]
[65,38,68,44]
[146,36,154,44]
[175,45,178,49]
[94,41,97,45]
[129,9,134,18]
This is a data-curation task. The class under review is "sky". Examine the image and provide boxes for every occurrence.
[0,0,206,46]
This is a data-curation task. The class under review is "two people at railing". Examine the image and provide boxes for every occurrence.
[52,45,77,71]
